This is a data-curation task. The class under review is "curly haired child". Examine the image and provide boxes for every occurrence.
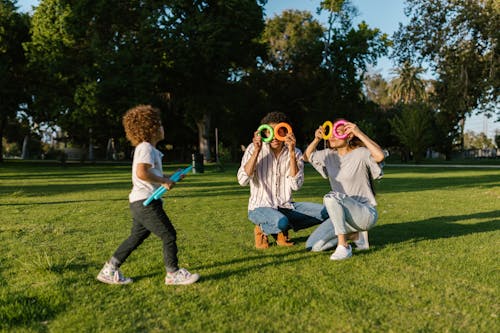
[97,104,199,285]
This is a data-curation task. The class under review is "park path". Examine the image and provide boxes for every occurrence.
[386,163,500,169]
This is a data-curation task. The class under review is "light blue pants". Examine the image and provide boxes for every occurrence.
[306,192,378,251]
[248,202,327,235]
[324,191,378,235]
[305,218,338,252]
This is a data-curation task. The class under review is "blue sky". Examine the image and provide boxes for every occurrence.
[15,0,498,138]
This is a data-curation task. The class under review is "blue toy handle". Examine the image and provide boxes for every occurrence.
[143,165,193,206]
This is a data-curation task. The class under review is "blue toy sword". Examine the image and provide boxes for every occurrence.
[143,165,193,206]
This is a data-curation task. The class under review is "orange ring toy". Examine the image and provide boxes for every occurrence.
[273,122,292,141]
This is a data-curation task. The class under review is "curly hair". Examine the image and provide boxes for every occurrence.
[260,111,290,125]
[122,105,162,146]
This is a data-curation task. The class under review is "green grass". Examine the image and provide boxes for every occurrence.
[0,161,499,332]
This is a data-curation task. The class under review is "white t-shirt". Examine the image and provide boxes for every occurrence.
[129,142,164,203]
[309,147,383,207]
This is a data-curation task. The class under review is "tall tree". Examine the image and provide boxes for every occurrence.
[363,73,392,108]
[393,0,500,150]
[389,103,434,163]
[262,9,324,72]
[161,0,266,161]
[389,61,427,104]
[0,0,30,162]
[25,0,168,152]
[319,0,391,121]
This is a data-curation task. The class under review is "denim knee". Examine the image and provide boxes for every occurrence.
[277,217,289,231]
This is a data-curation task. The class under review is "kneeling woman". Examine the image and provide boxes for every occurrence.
[303,120,385,260]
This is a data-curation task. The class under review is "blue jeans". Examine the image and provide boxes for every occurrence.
[248,202,327,235]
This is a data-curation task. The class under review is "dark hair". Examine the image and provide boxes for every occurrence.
[261,111,290,125]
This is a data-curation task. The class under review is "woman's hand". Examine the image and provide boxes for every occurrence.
[315,126,324,141]
[344,122,362,137]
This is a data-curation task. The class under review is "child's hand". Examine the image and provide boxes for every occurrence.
[162,178,175,190]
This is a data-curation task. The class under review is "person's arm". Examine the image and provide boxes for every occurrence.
[285,131,298,177]
[344,122,385,163]
[136,163,174,190]
[303,126,324,162]
[243,129,263,177]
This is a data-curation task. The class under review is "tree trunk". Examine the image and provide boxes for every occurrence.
[0,113,6,163]
[21,135,29,159]
[196,112,211,161]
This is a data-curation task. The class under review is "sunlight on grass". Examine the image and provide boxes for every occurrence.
[0,162,498,332]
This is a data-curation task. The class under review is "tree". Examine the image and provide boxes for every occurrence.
[319,0,391,122]
[464,130,495,149]
[0,0,30,162]
[25,0,169,154]
[261,9,324,72]
[389,61,427,104]
[363,73,392,108]
[389,104,434,163]
[393,0,500,151]
[161,0,266,161]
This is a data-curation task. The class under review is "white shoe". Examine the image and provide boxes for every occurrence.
[330,244,352,261]
[165,268,200,285]
[353,231,369,250]
[96,262,133,285]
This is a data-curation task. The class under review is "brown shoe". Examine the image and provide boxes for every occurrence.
[254,225,269,249]
[276,231,294,246]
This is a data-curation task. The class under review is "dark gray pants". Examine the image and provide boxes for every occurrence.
[112,199,179,273]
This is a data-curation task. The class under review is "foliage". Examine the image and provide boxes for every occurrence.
[0,0,30,161]
[389,61,427,104]
[363,73,392,108]
[159,0,266,161]
[393,0,500,138]
[261,9,324,72]
[0,162,499,331]
[389,103,434,162]
[463,130,495,149]
[25,0,170,147]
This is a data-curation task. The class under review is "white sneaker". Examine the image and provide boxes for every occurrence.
[353,231,369,250]
[330,244,352,261]
[165,268,199,285]
[96,262,133,285]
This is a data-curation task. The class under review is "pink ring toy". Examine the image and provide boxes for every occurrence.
[333,120,349,139]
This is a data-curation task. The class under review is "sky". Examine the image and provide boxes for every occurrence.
[15,0,498,139]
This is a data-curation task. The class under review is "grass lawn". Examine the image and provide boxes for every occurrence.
[0,161,499,332]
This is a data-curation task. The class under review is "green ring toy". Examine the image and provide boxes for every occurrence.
[257,124,274,142]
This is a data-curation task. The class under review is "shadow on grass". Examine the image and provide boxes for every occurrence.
[0,181,131,198]
[0,198,124,206]
[374,210,500,246]
[0,294,63,332]
[132,249,315,283]
[194,248,316,282]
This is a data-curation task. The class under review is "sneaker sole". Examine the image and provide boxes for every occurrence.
[96,275,133,285]
[165,274,200,285]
